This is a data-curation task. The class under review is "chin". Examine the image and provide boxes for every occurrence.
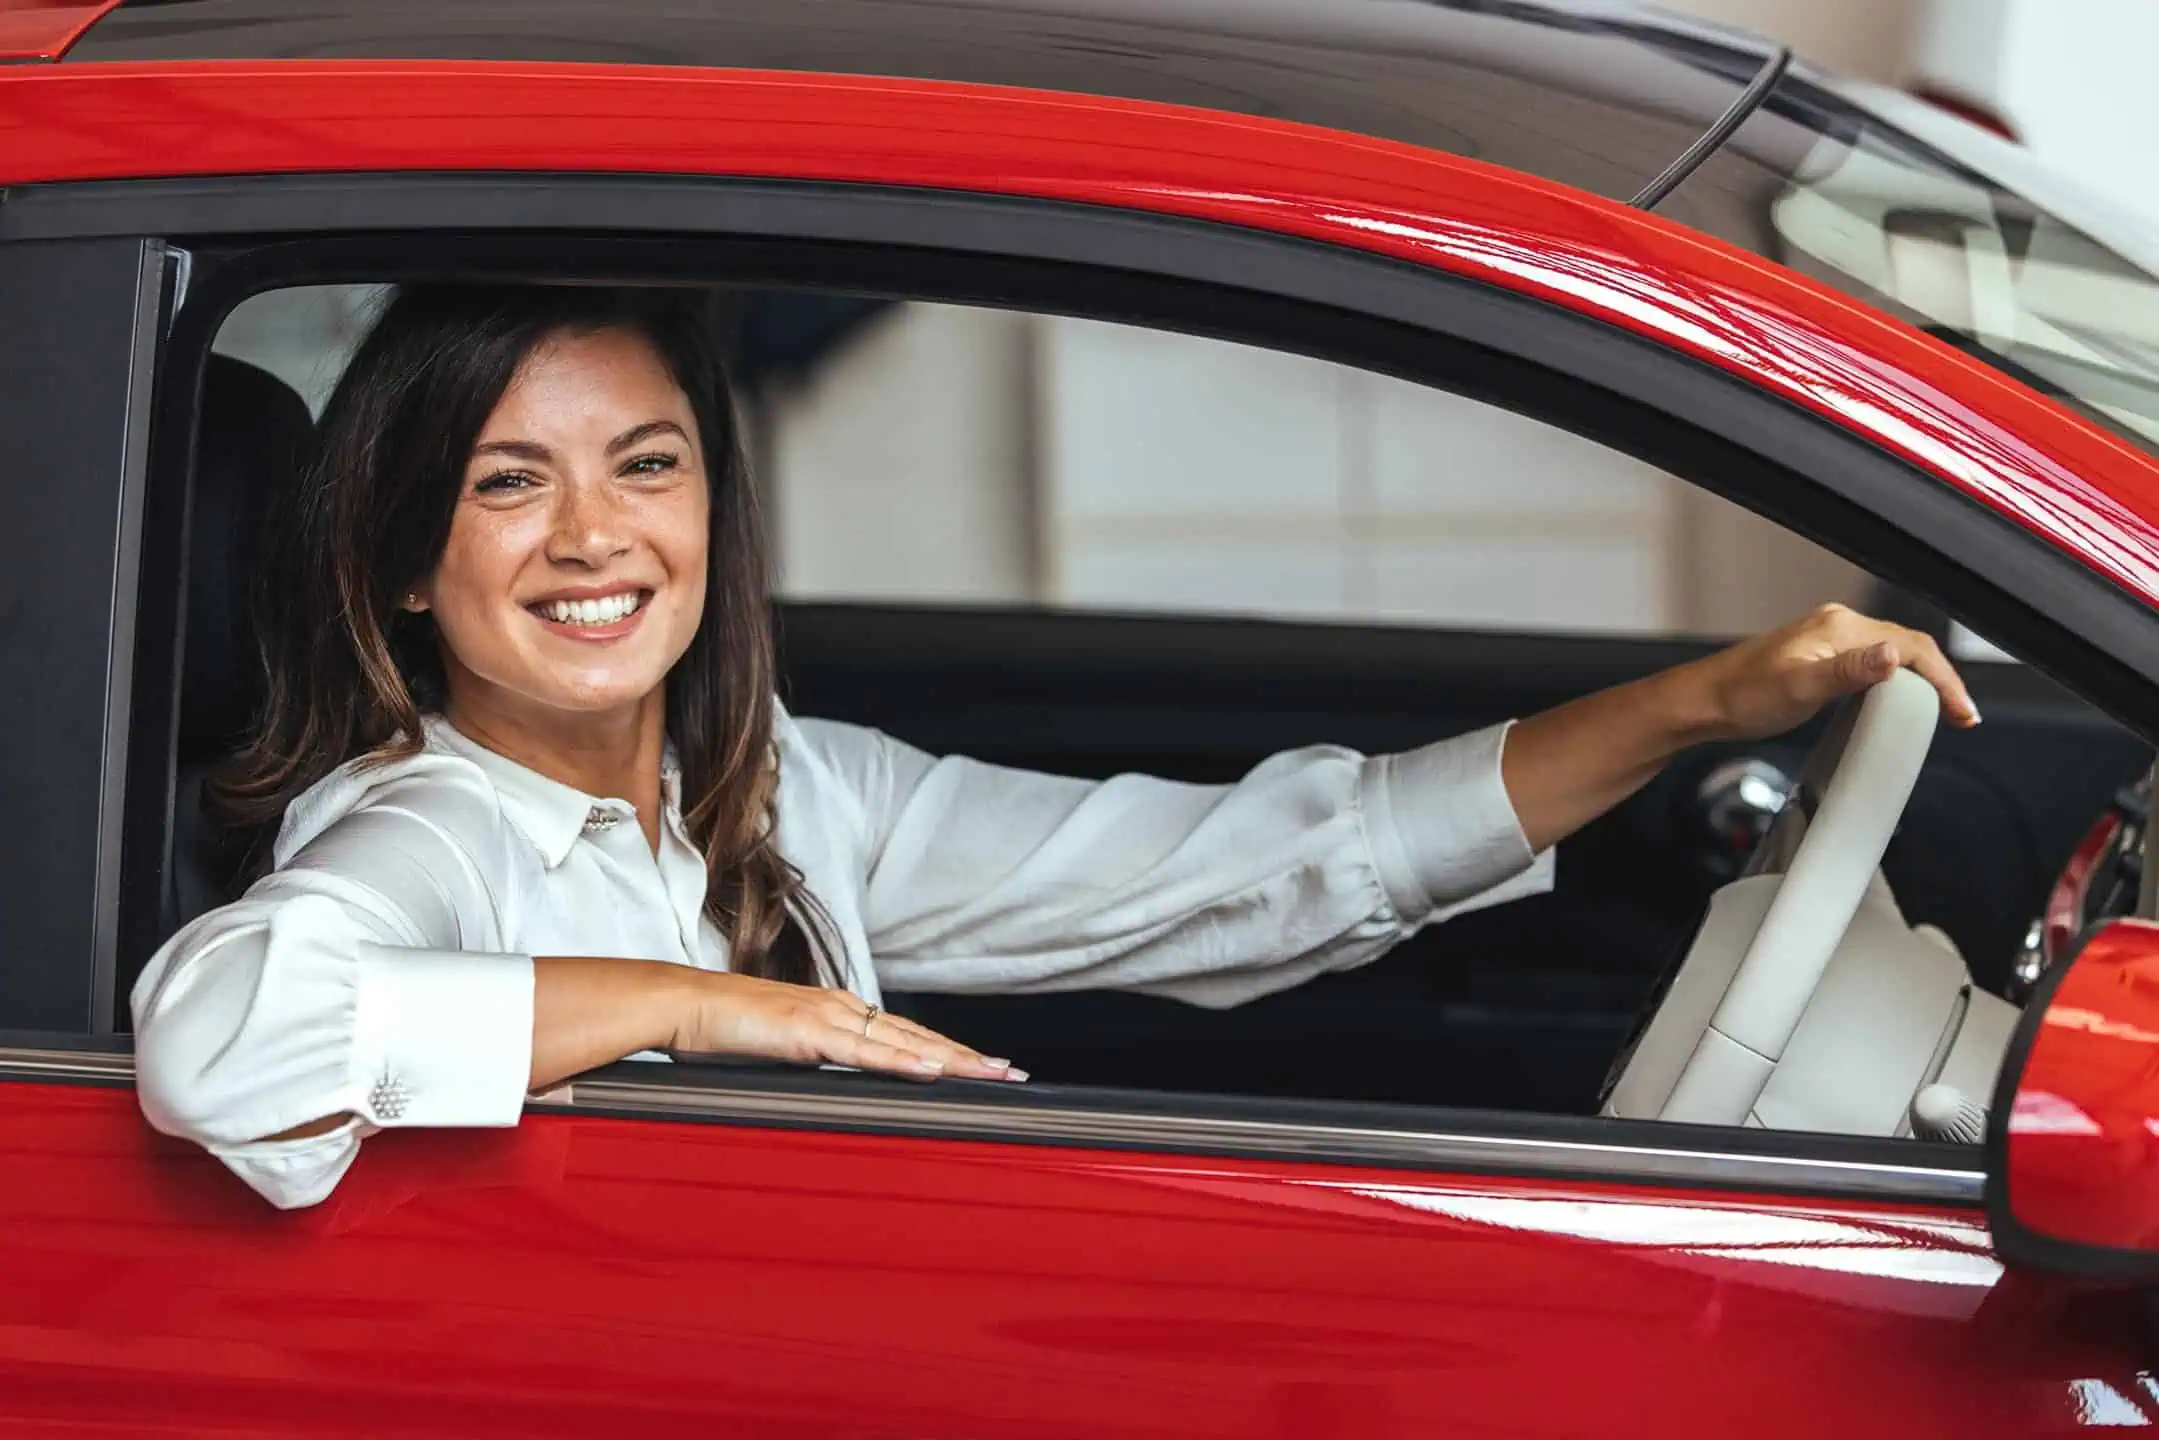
[502,656,669,714]
[542,675,667,713]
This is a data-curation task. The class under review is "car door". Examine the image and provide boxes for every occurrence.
[5,66,2158,1436]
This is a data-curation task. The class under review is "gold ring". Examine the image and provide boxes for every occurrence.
[861,1004,881,1038]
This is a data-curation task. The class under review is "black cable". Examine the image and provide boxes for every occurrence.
[1630,45,1792,210]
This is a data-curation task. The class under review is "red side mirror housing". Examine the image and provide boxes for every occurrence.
[1988,918,2159,1281]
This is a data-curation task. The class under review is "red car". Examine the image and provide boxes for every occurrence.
[8,1,2159,1433]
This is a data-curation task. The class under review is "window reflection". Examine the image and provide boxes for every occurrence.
[1762,81,2159,454]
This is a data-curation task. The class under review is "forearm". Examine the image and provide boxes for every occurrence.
[262,956,687,1142]
[1501,659,1724,854]
[528,955,693,1090]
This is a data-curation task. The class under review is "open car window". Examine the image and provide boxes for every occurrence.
[177,273,2148,1144]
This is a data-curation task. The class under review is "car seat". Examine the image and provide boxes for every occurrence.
[164,355,315,932]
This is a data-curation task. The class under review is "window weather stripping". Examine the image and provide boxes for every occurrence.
[1630,45,1791,210]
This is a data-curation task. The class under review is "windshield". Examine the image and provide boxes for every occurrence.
[1665,69,2159,458]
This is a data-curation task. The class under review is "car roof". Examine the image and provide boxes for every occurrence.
[65,0,1771,206]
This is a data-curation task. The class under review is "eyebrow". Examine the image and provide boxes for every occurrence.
[607,420,690,456]
[468,420,689,465]
[470,438,554,463]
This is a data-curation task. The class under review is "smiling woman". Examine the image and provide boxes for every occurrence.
[402,331,718,830]
[131,283,1979,1210]
[207,287,829,984]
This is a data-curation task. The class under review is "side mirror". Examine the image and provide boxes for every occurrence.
[1988,917,2159,1281]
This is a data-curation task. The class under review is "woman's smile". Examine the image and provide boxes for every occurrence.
[526,584,656,640]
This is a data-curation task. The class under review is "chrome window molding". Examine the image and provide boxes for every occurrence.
[0,1044,135,1084]
[548,1071,1986,1205]
[1,1042,1984,1203]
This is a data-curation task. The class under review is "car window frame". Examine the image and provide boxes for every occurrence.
[0,234,170,1037]
[9,170,2152,1212]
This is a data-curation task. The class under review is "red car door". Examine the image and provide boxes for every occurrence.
[5,1055,2150,1436]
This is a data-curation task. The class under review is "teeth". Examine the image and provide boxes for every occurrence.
[540,592,643,626]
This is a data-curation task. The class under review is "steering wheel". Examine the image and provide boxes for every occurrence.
[1601,668,1941,1126]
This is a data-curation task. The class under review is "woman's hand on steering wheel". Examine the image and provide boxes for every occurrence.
[1696,602,1980,742]
[1500,602,1978,855]
[668,970,1027,1082]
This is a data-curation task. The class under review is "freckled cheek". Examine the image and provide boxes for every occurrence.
[634,490,711,596]
[442,515,548,600]
[432,515,553,628]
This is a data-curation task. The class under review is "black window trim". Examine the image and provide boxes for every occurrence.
[6,170,2151,1210]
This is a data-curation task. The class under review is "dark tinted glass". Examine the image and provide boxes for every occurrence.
[0,238,163,1032]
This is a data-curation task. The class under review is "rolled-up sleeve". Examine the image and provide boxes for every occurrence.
[131,778,535,1210]
[802,719,1550,1008]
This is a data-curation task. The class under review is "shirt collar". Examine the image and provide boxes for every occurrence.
[422,715,679,870]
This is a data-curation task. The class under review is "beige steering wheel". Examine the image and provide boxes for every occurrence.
[1602,668,1941,1126]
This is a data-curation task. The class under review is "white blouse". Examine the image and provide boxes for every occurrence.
[132,708,1551,1209]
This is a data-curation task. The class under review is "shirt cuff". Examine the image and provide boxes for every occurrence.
[351,942,536,1130]
[1359,720,1546,922]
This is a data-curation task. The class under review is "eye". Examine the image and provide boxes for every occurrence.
[621,452,681,478]
[472,470,537,496]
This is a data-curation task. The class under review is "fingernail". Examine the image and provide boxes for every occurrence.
[914,1057,945,1074]
[980,1056,1012,1070]
[1871,642,1895,666]
[1004,1068,1030,1083]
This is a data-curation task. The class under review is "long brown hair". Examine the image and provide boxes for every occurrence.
[211,284,831,983]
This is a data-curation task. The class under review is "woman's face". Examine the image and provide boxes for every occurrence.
[412,325,711,722]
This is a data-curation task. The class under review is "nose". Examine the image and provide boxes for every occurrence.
[544,474,632,568]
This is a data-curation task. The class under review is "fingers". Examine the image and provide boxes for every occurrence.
[873,1009,1027,1082]
[1824,638,1897,696]
[1893,629,1981,728]
[819,998,1027,1084]
[673,973,1030,1084]
[822,1030,955,1080]
[1807,607,1980,728]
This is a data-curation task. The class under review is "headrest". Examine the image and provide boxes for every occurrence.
[179,355,314,751]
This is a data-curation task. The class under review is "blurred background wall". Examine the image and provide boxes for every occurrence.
[765,307,1759,633]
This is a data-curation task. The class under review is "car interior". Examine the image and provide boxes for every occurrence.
[147,283,2157,1132]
